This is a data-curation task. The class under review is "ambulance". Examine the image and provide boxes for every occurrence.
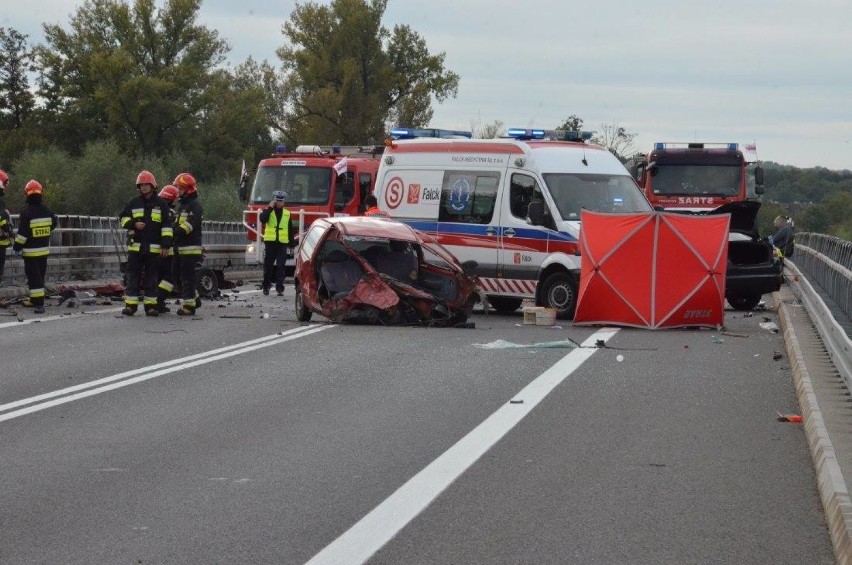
[373,128,654,318]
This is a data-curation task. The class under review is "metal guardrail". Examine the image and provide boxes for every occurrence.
[2,214,250,286]
[785,232,852,392]
[793,233,852,322]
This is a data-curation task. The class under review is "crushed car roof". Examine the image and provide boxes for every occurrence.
[315,216,425,241]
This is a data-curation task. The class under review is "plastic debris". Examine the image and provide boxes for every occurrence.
[773,351,783,360]
[474,339,580,350]
[776,412,803,423]
[616,354,624,362]
[759,321,780,333]
[712,335,724,344]
[509,399,524,404]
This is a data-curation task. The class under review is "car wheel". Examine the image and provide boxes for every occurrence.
[195,267,219,298]
[727,293,762,311]
[295,284,313,322]
[487,296,523,314]
[540,272,577,319]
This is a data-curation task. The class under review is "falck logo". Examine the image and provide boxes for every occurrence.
[407,184,421,204]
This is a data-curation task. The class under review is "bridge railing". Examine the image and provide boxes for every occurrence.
[2,214,251,286]
[793,233,852,322]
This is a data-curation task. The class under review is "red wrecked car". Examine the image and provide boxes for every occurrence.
[294,216,481,326]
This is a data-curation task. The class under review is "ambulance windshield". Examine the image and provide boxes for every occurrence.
[542,173,652,220]
[251,166,333,205]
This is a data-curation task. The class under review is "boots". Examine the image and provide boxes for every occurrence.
[122,304,138,316]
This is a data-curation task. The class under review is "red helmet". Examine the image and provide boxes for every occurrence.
[24,180,43,196]
[159,184,179,203]
[136,170,157,189]
[173,172,197,195]
[0,169,8,189]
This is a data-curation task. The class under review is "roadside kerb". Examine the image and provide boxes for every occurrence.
[776,285,852,563]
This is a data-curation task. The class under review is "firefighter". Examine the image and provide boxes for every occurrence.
[12,180,57,314]
[171,172,203,316]
[259,190,294,296]
[363,194,390,218]
[155,184,179,313]
[0,170,12,286]
[118,171,172,316]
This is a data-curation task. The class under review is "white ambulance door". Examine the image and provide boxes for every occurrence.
[435,169,501,278]
[497,172,554,285]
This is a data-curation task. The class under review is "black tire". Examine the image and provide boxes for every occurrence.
[727,293,761,311]
[295,284,313,322]
[195,267,219,298]
[487,296,523,314]
[539,272,577,319]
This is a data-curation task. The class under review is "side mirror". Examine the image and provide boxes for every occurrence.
[754,166,764,187]
[527,201,545,226]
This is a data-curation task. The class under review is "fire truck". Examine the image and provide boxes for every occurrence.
[630,142,764,212]
[239,144,383,265]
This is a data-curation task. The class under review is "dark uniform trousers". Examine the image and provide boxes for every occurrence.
[173,255,202,308]
[126,251,161,307]
[23,257,47,306]
[263,241,288,292]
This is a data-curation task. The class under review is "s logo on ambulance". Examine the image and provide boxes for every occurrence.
[385,176,404,209]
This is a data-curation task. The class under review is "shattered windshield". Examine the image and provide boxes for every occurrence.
[250,166,333,204]
[649,164,742,196]
[542,173,652,220]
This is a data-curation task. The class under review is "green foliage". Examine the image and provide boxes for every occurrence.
[5,146,75,212]
[277,0,458,144]
[202,178,245,222]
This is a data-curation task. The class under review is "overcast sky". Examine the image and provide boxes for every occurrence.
[4,0,851,170]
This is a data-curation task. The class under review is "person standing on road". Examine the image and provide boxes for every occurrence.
[0,170,12,286]
[363,194,390,218]
[155,184,179,313]
[12,180,57,314]
[171,173,203,316]
[259,190,293,296]
[118,171,172,316]
[771,215,795,258]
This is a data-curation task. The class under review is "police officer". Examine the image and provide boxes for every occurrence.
[155,184,179,313]
[0,170,12,286]
[171,173,203,316]
[118,171,172,316]
[259,190,294,296]
[13,180,57,314]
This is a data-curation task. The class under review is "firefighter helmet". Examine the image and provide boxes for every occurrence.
[24,180,43,196]
[0,169,8,190]
[159,184,179,203]
[136,170,157,189]
[173,173,197,195]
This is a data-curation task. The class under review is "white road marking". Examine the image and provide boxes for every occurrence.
[0,324,331,422]
[306,327,620,565]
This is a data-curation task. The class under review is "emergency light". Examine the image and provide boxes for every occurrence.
[390,128,473,140]
[507,128,593,141]
[275,145,287,153]
[654,142,739,151]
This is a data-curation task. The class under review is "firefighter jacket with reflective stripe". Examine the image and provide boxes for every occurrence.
[173,192,203,255]
[119,194,173,254]
[0,207,11,247]
[364,207,390,218]
[259,207,293,244]
[13,202,57,258]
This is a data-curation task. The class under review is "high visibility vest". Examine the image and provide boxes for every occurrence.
[263,208,291,243]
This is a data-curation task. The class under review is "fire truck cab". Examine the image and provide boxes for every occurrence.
[373,127,654,319]
[240,144,383,265]
[630,142,764,213]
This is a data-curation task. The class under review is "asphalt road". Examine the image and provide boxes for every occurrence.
[0,287,834,564]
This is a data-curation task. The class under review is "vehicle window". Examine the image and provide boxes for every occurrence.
[650,164,742,196]
[250,166,333,204]
[542,173,652,220]
[509,173,544,220]
[439,170,500,224]
[358,173,372,209]
[301,222,328,258]
[335,172,355,207]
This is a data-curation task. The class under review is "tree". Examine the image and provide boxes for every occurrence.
[0,27,36,131]
[277,0,459,144]
[592,121,637,162]
[37,0,232,157]
[556,114,586,132]
[470,119,504,139]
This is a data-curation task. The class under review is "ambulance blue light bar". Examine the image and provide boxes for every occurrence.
[390,128,473,139]
[507,128,593,141]
[654,142,739,151]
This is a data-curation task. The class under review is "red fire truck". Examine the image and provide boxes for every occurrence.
[630,142,764,212]
[239,144,383,265]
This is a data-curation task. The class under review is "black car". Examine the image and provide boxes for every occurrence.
[711,201,784,310]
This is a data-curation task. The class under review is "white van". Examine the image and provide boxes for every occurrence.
[373,128,653,318]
